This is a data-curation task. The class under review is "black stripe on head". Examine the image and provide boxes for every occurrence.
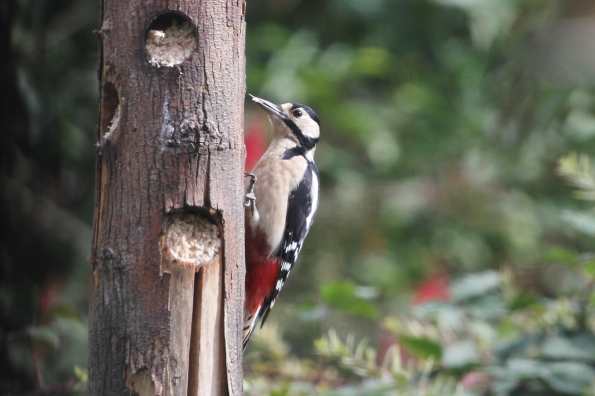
[282,119,319,152]
[291,103,320,126]
[280,103,320,153]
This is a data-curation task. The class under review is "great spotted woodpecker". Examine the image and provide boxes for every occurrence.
[243,96,321,350]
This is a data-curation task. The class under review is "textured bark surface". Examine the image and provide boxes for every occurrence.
[88,0,246,395]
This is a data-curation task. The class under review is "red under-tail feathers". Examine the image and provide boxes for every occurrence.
[243,221,280,347]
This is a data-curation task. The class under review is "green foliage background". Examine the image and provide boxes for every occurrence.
[2,0,595,394]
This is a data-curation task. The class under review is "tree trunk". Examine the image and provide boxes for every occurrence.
[88,0,246,395]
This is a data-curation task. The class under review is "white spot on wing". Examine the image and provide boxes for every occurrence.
[276,279,284,290]
[286,241,298,252]
[306,170,319,229]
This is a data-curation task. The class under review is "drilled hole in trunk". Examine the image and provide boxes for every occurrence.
[145,13,197,68]
[101,82,119,141]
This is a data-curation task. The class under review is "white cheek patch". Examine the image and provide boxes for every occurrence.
[299,122,320,140]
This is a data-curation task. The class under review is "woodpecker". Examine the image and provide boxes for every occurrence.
[243,96,321,350]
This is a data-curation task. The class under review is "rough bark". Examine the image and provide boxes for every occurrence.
[88,0,246,395]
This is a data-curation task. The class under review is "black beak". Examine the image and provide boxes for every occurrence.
[250,95,286,120]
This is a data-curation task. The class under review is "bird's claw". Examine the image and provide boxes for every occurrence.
[244,173,257,211]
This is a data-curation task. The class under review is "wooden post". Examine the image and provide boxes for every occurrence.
[88,0,246,395]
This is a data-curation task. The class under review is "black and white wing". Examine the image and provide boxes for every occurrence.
[261,161,320,324]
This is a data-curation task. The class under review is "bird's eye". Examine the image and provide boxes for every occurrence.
[292,109,303,118]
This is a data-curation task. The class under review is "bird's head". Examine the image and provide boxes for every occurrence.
[251,95,320,151]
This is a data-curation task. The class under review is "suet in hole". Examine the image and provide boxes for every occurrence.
[101,82,119,140]
[165,213,220,268]
[145,13,197,68]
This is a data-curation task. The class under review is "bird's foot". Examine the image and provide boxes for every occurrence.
[244,172,257,212]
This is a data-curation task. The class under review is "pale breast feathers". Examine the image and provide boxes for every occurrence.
[251,150,309,254]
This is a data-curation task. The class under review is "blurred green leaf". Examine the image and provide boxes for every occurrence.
[74,365,88,384]
[542,362,595,394]
[544,246,579,267]
[351,47,392,77]
[398,335,442,361]
[584,259,595,278]
[497,335,541,361]
[561,210,595,237]
[412,301,452,321]
[508,293,541,311]
[320,281,378,319]
[442,341,478,368]
[557,152,595,201]
[464,293,505,319]
[450,271,501,302]
[292,301,327,322]
[541,334,595,362]
[26,325,60,349]
[42,304,83,323]
[506,358,544,378]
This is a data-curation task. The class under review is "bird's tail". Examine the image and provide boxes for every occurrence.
[243,304,263,351]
